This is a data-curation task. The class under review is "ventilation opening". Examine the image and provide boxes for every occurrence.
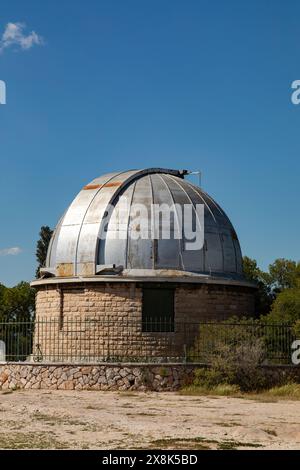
[142,287,175,332]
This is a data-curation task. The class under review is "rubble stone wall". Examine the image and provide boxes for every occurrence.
[0,363,299,392]
[0,363,195,391]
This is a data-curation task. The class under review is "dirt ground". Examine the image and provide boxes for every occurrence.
[0,389,300,450]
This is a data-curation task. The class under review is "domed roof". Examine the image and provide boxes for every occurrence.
[44,168,244,280]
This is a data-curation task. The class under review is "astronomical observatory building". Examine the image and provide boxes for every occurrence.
[32,168,255,360]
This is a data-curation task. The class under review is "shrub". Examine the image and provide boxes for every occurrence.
[181,381,240,396]
[192,367,225,388]
[266,383,300,399]
[190,316,263,361]
[190,318,269,391]
[293,320,300,338]
[265,286,300,324]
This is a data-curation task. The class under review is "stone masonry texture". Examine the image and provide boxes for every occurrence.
[0,363,299,392]
[33,281,255,361]
[0,364,195,391]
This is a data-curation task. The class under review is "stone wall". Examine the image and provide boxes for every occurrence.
[36,282,255,323]
[35,283,142,321]
[34,281,255,361]
[175,284,255,321]
[0,363,299,392]
[0,363,195,392]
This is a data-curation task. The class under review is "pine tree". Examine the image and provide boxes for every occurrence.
[35,226,53,278]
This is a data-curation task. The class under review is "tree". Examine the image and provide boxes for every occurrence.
[242,256,273,316]
[243,256,265,283]
[35,226,53,278]
[266,283,300,325]
[0,282,35,321]
[0,282,35,360]
[268,258,300,292]
[0,283,7,319]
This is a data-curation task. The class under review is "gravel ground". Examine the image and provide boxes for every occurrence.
[0,389,300,450]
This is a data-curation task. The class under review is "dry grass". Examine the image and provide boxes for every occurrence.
[266,383,300,399]
[150,437,262,450]
[0,432,70,449]
[180,382,300,401]
[180,383,240,396]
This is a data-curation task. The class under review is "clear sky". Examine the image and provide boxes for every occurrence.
[0,0,299,286]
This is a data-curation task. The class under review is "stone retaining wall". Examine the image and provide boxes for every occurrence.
[0,363,196,392]
[1,363,300,392]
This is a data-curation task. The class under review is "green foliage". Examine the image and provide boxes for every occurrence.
[0,282,35,360]
[192,367,228,389]
[266,286,300,325]
[242,256,273,315]
[181,381,240,396]
[255,257,300,326]
[191,316,262,359]
[35,225,53,278]
[243,256,267,283]
[0,282,35,321]
[266,383,300,399]
[190,318,269,391]
[191,335,268,392]
[268,258,300,291]
[292,320,300,338]
[243,256,300,316]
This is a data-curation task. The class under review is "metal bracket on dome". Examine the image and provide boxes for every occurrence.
[96,264,124,275]
[178,169,189,178]
[186,170,202,187]
[39,267,56,278]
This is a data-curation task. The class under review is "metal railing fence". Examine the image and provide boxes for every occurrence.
[0,317,296,364]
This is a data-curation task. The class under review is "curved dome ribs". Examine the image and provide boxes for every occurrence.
[127,175,153,269]
[45,168,244,280]
[50,169,139,276]
[74,170,128,275]
[156,173,184,270]
[163,174,205,272]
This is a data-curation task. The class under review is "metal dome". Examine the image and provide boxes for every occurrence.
[44,168,244,280]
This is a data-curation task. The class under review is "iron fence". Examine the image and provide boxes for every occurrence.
[0,317,297,364]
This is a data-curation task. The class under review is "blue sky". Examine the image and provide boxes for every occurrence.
[0,0,299,286]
